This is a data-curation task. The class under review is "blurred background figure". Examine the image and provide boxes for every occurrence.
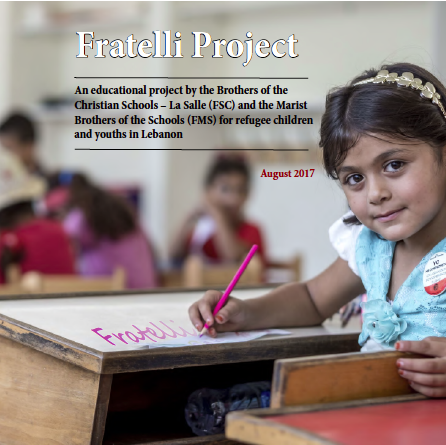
[0,149,75,284]
[169,155,266,267]
[63,173,157,289]
[0,112,49,182]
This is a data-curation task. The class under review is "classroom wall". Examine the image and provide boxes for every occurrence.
[433,2,446,85]
[0,2,12,117]
[172,1,436,97]
[1,1,444,279]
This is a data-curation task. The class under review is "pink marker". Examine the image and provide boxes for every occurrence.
[198,244,258,338]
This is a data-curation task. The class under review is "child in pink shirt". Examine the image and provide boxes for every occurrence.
[63,174,157,289]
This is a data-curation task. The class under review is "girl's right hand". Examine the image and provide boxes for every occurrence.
[188,290,250,337]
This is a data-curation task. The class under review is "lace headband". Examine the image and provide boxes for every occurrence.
[354,70,446,121]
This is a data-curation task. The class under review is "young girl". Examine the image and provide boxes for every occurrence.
[63,174,157,289]
[170,155,266,266]
[189,62,446,398]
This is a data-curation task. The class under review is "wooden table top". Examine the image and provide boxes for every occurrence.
[0,287,360,374]
[227,396,446,445]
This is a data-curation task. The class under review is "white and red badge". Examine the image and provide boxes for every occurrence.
[424,252,446,296]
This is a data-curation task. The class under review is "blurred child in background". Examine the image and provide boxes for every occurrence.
[170,155,266,266]
[0,112,49,182]
[63,174,157,289]
[0,150,75,283]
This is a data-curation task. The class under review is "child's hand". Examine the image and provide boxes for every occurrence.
[396,337,446,397]
[188,290,250,337]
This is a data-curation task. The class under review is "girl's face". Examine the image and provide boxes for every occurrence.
[338,135,446,243]
[206,172,248,218]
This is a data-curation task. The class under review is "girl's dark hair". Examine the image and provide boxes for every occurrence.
[0,201,34,230]
[204,156,250,187]
[0,112,36,143]
[68,174,137,240]
[319,62,446,224]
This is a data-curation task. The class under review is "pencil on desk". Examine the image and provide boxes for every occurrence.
[198,244,258,337]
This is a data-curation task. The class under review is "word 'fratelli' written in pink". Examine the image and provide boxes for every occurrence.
[91,320,197,346]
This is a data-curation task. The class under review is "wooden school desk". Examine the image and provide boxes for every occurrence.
[226,351,444,445]
[0,287,360,445]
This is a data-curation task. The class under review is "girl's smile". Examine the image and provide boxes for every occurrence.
[374,208,406,223]
[338,135,446,249]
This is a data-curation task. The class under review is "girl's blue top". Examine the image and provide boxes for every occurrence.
[356,227,446,347]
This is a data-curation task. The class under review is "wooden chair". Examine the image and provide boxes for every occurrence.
[1,265,126,295]
[266,255,302,283]
[184,254,263,287]
[159,254,263,288]
[0,266,28,296]
[0,282,24,296]
[158,268,184,288]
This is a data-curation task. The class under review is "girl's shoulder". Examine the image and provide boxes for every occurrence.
[328,211,364,276]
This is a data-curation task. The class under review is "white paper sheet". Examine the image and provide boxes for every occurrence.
[139,329,291,349]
